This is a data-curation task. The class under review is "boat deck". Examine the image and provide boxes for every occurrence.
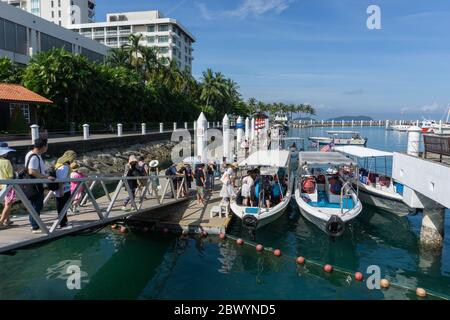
[307,191,354,209]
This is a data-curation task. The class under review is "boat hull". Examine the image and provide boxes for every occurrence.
[357,185,411,217]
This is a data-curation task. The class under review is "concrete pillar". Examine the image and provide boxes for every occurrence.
[117,123,123,137]
[407,126,421,157]
[421,207,445,250]
[236,116,244,146]
[245,117,250,141]
[141,123,146,135]
[184,122,188,130]
[173,122,177,131]
[30,124,39,144]
[83,124,90,140]
[250,118,255,141]
[197,112,208,163]
[223,114,230,162]
[159,123,163,133]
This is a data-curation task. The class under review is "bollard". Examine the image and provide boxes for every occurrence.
[184,122,188,130]
[117,123,123,137]
[159,123,163,133]
[30,124,39,144]
[83,124,90,140]
[197,113,208,163]
[207,122,210,129]
[173,122,177,131]
[193,121,197,131]
[141,123,146,135]
[407,126,421,157]
[236,116,244,145]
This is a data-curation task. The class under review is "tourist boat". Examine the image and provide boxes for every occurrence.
[230,150,293,230]
[308,131,367,146]
[294,152,363,237]
[420,120,436,133]
[334,146,413,217]
[430,107,450,134]
[274,113,289,131]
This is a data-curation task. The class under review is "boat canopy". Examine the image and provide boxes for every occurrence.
[299,151,355,166]
[239,150,290,168]
[334,146,393,158]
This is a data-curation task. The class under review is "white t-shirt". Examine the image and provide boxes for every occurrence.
[55,165,70,197]
[25,151,46,176]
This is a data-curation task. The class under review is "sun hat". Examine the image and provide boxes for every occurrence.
[128,155,138,164]
[70,162,80,170]
[149,160,159,168]
[0,142,16,157]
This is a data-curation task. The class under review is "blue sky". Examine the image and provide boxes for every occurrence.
[96,0,450,120]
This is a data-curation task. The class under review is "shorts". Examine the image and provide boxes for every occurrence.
[241,185,251,198]
[197,186,204,196]
[4,188,16,205]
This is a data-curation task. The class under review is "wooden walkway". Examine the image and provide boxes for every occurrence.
[130,184,231,234]
[0,187,191,254]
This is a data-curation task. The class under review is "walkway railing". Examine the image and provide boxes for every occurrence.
[0,174,189,235]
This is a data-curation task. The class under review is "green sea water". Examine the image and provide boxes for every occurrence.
[0,126,449,300]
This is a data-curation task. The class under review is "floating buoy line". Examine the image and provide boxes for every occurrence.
[222,234,450,300]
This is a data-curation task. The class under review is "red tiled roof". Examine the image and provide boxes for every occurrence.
[0,83,53,104]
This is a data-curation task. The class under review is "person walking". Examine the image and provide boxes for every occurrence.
[0,142,16,229]
[149,160,160,199]
[220,167,235,203]
[24,138,54,234]
[54,150,76,228]
[122,155,142,211]
[69,162,87,213]
[206,161,216,192]
[194,163,206,205]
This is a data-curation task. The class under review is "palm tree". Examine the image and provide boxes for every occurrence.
[200,68,224,114]
[106,48,129,67]
[122,34,144,73]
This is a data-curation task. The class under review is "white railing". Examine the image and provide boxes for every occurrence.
[0,174,189,235]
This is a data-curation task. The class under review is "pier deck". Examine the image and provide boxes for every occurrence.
[130,184,232,234]
[0,186,192,254]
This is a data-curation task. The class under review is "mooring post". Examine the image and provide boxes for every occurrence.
[141,123,146,135]
[117,123,123,137]
[184,122,188,130]
[223,114,230,162]
[407,125,421,157]
[30,124,39,144]
[173,122,177,132]
[83,124,90,140]
[197,112,208,163]
[159,123,163,133]
[245,117,250,141]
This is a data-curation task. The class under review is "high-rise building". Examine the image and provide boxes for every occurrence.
[0,1,108,64]
[70,10,195,73]
[1,0,95,27]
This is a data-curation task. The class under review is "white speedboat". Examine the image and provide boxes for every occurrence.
[309,131,367,147]
[294,152,363,237]
[391,124,411,132]
[334,146,413,217]
[230,150,293,230]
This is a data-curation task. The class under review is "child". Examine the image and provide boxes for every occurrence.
[70,162,87,213]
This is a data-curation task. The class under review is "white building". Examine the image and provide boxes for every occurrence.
[0,1,108,64]
[70,10,195,72]
[1,0,95,27]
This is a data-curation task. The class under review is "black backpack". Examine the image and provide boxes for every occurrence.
[46,167,60,191]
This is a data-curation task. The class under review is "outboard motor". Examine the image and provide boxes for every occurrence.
[325,215,345,238]
[242,214,258,240]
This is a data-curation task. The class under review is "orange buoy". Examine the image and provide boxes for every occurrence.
[119,226,127,234]
[273,249,282,257]
[380,279,390,289]
[323,264,333,273]
[111,224,118,229]
[219,232,226,240]
[256,244,264,252]
[416,288,427,298]
[354,272,364,281]
[236,238,244,245]
[296,256,305,265]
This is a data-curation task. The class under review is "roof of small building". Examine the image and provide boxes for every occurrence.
[0,83,53,104]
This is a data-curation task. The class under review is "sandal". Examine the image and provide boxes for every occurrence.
[0,223,9,230]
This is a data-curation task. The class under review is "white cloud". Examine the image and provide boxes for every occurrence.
[228,0,293,18]
[196,0,294,20]
[421,102,441,113]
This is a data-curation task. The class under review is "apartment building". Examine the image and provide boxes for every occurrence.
[70,10,195,72]
[0,1,108,64]
[1,0,95,27]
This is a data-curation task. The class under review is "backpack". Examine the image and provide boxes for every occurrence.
[46,167,60,191]
[17,153,42,198]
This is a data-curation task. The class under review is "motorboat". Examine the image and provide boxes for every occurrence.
[333,146,413,217]
[294,152,363,237]
[391,124,411,132]
[230,150,293,230]
[308,131,367,146]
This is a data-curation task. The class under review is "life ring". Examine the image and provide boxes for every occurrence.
[242,214,258,230]
[325,215,345,237]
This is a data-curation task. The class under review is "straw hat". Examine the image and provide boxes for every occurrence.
[128,155,138,164]
[149,160,159,168]
[0,142,15,156]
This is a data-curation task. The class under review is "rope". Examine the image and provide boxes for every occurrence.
[224,234,450,300]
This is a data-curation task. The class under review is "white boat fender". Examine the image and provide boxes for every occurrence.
[325,215,345,237]
[242,214,258,230]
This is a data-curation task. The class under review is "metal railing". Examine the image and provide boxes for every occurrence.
[0,174,189,235]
